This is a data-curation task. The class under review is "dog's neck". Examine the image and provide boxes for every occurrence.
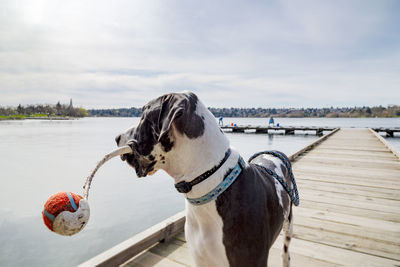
[163,101,237,198]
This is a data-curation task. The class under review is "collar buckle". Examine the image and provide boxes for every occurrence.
[175,181,193,193]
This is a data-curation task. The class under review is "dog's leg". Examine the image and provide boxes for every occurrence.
[282,205,293,267]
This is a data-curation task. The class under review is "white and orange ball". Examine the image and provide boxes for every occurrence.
[42,192,90,236]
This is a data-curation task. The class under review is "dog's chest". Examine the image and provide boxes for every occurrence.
[185,201,229,267]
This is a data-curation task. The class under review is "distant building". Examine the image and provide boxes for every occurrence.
[68,99,75,116]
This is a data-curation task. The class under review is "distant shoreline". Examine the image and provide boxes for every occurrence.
[87,115,400,119]
[2,115,399,121]
[25,117,76,120]
[2,104,399,119]
[0,115,77,121]
[88,105,400,118]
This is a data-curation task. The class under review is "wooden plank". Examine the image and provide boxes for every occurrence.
[319,142,385,149]
[314,145,391,153]
[268,246,338,267]
[297,157,400,170]
[322,136,382,141]
[149,238,195,266]
[305,153,398,162]
[307,148,395,159]
[295,172,400,190]
[320,135,386,142]
[319,143,384,148]
[293,225,400,260]
[295,176,400,194]
[293,214,400,245]
[298,192,400,214]
[299,199,400,223]
[293,206,400,233]
[122,251,187,267]
[294,165,400,181]
[272,235,400,267]
[296,180,400,200]
[303,153,399,162]
[297,177,400,192]
[299,188,400,208]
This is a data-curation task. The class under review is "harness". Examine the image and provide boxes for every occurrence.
[174,149,300,207]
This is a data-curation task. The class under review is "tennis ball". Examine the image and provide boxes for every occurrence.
[42,192,90,236]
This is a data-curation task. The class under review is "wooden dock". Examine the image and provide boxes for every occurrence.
[80,128,400,267]
[221,125,337,135]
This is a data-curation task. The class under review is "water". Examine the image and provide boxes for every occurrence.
[0,117,398,267]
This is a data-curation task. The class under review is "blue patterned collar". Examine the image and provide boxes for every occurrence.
[186,157,245,206]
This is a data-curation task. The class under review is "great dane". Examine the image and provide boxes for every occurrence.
[115,92,294,267]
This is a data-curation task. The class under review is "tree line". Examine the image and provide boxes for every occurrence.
[0,100,88,118]
[2,103,399,119]
[208,105,400,118]
[88,105,400,118]
[88,107,142,117]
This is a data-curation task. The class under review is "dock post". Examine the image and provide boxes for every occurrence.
[285,129,295,135]
[387,130,394,137]
[256,129,268,133]
[232,128,245,133]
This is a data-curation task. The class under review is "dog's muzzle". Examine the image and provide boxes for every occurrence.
[120,140,155,178]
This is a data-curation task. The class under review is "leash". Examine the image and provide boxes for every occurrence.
[248,151,300,206]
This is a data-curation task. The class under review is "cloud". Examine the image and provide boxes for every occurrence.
[0,0,399,108]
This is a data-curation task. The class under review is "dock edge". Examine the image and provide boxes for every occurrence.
[368,128,400,160]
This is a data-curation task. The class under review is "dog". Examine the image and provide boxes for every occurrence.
[115,92,294,267]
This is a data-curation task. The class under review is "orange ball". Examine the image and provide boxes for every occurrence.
[42,192,90,236]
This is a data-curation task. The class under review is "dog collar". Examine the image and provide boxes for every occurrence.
[186,156,245,205]
[175,149,232,194]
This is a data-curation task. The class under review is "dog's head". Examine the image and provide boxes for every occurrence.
[115,92,205,178]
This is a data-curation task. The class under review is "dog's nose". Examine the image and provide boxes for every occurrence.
[115,134,122,145]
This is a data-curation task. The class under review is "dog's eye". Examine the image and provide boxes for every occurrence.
[175,110,184,119]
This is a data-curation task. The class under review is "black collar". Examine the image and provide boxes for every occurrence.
[174,148,232,193]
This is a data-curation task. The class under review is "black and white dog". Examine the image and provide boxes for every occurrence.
[115,92,294,267]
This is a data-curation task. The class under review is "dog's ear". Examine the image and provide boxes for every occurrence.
[157,94,185,142]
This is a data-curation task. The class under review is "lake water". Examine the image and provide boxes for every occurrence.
[0,117,399,267]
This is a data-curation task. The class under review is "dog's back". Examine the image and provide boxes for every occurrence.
[212,152,292,266]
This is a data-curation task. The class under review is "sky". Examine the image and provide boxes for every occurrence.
[0,0,399,108]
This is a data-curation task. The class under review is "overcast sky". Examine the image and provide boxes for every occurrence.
[1,0,399,108]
